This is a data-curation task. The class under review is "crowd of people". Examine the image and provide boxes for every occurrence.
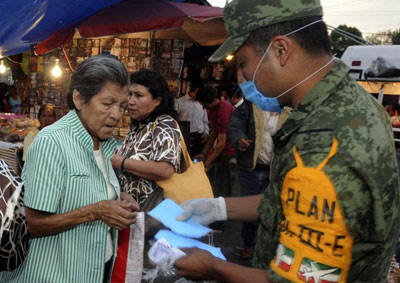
[0,0,400,282]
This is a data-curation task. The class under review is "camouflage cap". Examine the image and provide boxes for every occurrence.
[209,0,323,62]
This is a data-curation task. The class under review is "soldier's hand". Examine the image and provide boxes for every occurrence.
[176,197,227,226]
[174,248,216,280]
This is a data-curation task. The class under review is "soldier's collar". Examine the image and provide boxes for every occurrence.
[276,60,349,142]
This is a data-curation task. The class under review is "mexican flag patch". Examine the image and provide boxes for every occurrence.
[274,244,294,272]
[297,258,341,283]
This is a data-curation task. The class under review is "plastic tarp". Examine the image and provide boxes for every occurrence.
[364,57,400,79]
[0,0,124,56]
[36,0,225,54]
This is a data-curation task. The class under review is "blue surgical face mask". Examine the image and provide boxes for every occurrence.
[240,79,282,112]
[239,19,333,113]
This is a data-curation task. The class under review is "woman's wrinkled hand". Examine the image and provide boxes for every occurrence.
[120,192,140,212]
[94,200,139,230]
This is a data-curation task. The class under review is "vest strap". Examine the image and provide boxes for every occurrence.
[293,146,304,168]
[316,138,338,170]
[292,138,338,170]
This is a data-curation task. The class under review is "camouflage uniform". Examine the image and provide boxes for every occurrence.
[253,61,400,282]
[209,0,400,281]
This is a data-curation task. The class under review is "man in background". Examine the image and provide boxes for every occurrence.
[225,84,244,108]
[229,97,279,260]
[0,83,10,113]
[195,85,236,197]
[176,80,209,157]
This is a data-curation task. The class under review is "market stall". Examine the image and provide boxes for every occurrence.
[0,0,125,56]
[0,114,40,173]
[22,0,229,141]
[36,0,226,53]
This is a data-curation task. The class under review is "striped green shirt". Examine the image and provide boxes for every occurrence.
[0,110,120,283]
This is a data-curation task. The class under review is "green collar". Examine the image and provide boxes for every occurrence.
[64,110,116,156]
[276,60,349,143]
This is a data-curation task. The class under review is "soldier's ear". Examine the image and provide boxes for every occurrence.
[272,36,291,67]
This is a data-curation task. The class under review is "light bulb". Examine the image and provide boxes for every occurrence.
[226,54,234,61]
[0,60,6,74]
[51,59,62,78]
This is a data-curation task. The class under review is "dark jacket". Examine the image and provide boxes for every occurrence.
[228,99,264,172]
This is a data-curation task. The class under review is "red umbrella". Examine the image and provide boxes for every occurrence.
[36,0,225,54]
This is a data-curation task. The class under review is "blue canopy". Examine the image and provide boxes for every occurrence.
[0,0,124,56]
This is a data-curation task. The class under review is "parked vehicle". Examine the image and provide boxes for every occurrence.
[341,45,400,80]
[341,46,400,144]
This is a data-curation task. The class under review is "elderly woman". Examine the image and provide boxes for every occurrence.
[111,69,181,235]
[0,55,139,283]
[23,103,57,161]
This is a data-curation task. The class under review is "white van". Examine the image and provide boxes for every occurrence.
[341,45,400,80]
[343,46,400,144]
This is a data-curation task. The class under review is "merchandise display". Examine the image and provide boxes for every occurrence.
[114,112,131,141]
[26,37,191,139]
[0,115,39,142]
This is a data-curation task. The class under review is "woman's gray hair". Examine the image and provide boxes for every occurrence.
[67,55,129,110]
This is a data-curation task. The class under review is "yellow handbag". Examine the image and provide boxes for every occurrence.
[154,117,214,204]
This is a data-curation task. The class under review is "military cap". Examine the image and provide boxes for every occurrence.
[209,0,323,62]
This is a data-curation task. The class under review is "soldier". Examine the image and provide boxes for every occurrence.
[174,0,400,282]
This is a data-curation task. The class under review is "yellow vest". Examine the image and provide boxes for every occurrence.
[270,138,353,283]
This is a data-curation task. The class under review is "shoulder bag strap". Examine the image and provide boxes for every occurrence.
[151,115,193,168]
